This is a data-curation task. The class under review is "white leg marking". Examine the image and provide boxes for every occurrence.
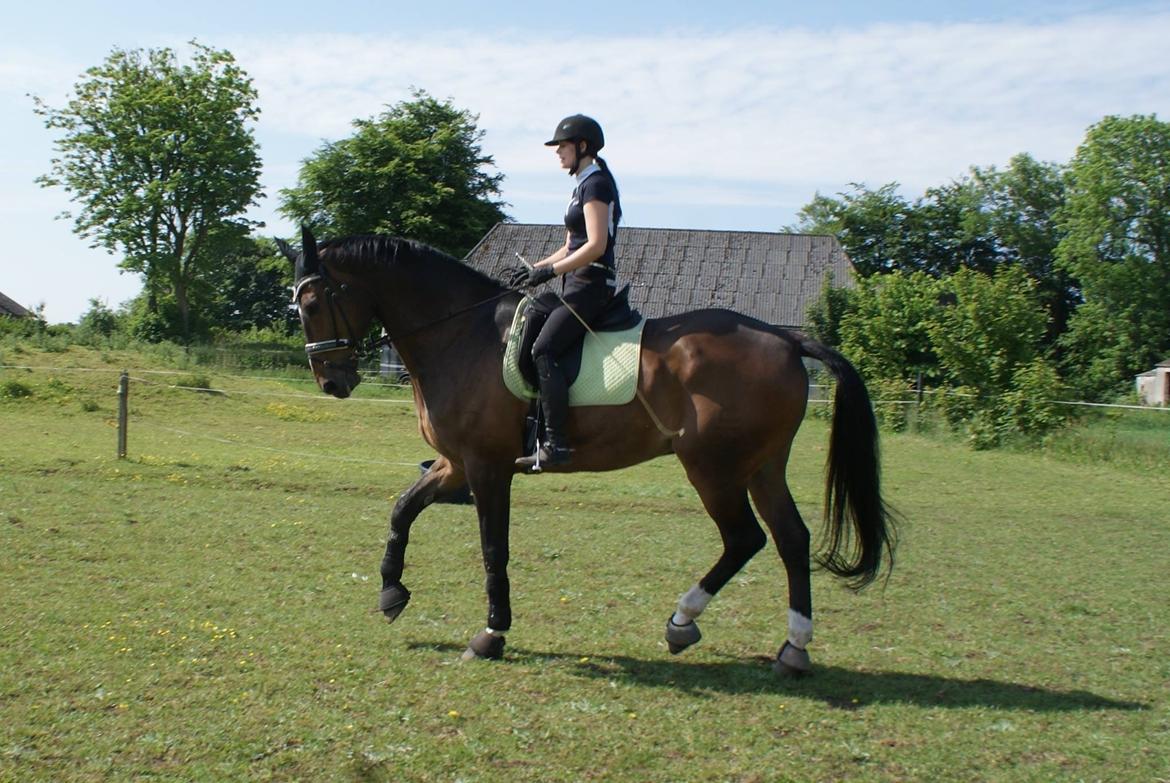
[486,627,505,637]
[671,584,712,626]
[787,609,813,649]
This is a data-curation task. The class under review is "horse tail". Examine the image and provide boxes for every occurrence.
[796,334,897,590]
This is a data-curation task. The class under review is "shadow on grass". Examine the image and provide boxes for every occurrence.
[408,641,1146,713]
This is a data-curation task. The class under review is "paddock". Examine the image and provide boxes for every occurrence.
[1,350,1166,781]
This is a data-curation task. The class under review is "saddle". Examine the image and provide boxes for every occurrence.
[515,286,643,392]
[503,287,644,460]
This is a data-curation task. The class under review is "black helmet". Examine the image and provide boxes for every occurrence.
[545,114,604,153]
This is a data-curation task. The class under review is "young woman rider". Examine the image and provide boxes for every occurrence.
[514,114,623,470]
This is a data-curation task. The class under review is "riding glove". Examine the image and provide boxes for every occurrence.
[525,266,556,287]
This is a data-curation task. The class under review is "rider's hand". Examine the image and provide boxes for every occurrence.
[525,266,555,287]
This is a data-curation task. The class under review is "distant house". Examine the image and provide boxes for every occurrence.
[462,223,856,329]
[1135,360,1170,406]
[0,290,32,319]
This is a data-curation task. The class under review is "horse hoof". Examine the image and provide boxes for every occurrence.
[665,618,702,655]
[379,584,411,624]
[461,631,505,661]
[772,641,812,677]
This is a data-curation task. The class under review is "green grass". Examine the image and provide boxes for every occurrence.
[1038,405,1170,471]
[2,348,1169,782]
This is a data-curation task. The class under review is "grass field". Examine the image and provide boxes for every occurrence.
[2,346,1169,782]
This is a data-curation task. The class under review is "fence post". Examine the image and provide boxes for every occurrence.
[117,370,128,459]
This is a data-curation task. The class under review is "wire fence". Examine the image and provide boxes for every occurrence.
[3,362,1167,469]
[1,362,423,469]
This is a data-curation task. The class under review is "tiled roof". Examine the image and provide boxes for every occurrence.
[463,223,855,329]
[0,290,31,318]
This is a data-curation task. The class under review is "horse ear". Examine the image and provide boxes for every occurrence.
[300,224,319,274]
[274,238,297,265]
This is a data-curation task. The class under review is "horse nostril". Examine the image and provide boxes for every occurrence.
[322,379,338,395]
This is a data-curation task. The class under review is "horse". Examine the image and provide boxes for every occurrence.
[280,225,896,675]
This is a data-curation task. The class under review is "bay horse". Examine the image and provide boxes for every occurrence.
[282,226,895,675]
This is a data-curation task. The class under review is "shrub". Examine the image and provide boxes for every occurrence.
[1,379,34,400]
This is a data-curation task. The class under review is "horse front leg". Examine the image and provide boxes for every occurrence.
[460,460,514,661]
[379,456,467,623]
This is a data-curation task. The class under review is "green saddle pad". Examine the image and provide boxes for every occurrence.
[502,298,645,406]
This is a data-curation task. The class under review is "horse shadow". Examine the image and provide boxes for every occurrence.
[408,641,1147,713]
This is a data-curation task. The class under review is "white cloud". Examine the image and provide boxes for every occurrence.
[5,9,1170,321]
[225,10,1169,195]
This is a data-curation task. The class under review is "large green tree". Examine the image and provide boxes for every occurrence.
[203,237,297,334]
[1057,114,1170,398]
[279,89,508,257]
[973,154,1072,340]
[34,42,263,340]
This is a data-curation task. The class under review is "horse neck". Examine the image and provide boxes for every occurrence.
[372,253,503,376]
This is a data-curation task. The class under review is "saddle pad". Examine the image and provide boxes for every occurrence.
[503,298,645,406]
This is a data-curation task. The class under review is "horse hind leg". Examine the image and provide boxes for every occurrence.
[666,478,767,655]
[749,459,813,676]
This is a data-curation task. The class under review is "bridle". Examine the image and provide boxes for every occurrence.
[293,264,516,367]
[292,268,382,365]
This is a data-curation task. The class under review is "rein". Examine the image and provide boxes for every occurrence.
[294,269,516,362]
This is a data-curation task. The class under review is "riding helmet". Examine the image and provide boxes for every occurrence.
[545,114,605,153]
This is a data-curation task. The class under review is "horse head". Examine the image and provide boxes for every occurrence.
[286,224,374,399]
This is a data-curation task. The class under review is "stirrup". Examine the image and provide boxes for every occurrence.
[515,442,571,473]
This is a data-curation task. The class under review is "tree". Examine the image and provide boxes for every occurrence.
[927,266,1048,394]
[913,177,1000,277]
[203,237,297,334]
[783,191,844,236]
[279,89,508,257]
[34,42,262,341]
[838,271,943,384]
[76,298,121,340]
[1056,114,1170,398]
[973,154,1073,342]
[832,183,917,277]
[803,271,853,348]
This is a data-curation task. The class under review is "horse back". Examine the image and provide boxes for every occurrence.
[640,308,809,424]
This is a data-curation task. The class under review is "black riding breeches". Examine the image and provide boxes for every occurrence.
[530,282,612,363]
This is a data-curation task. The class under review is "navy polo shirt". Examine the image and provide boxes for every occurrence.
[564,163,618,288]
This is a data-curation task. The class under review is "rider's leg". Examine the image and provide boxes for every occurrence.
[517,305,582,468]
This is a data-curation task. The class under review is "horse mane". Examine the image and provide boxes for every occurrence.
[317,234,503,289]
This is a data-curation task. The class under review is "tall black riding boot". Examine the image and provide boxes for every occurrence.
[516,355,571,471]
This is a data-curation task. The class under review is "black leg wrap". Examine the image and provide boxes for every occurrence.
[485,574,511,632]
[461,630,506,661]
[378,583,411,624]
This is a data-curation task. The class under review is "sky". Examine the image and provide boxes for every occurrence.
[2,0,1168,323]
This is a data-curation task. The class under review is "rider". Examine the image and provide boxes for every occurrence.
[514,114,623,470]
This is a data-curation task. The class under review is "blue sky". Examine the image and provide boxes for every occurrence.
[3,0,1168,322]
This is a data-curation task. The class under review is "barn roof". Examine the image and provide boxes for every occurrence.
[463,223,855,329]
[0,290,32,318]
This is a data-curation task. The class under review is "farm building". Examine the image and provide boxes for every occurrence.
[1135,360,1170,406]
[0,290,32,319]
[462,223,856,329]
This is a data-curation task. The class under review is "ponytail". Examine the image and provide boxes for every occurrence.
[595,155,622,228]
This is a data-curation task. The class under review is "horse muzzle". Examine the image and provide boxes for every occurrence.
[315,360,361,399]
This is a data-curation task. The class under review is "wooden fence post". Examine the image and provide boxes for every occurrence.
[117,370,128,459]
